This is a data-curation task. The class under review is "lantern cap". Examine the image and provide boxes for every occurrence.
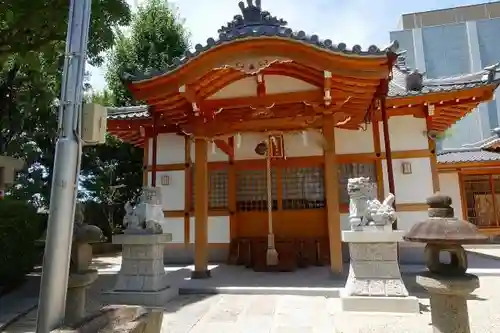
[403,193,488,244]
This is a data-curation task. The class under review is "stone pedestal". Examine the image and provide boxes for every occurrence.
[417,272,479,333]
[103,233,178,307]
[65,269,99,324]
[340,228,419,313]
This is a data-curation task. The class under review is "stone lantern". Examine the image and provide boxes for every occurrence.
[404,193,488,333]
[37,204,107,324]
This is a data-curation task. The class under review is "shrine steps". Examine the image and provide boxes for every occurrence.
[227,237,331,272]
[178,285,341,297]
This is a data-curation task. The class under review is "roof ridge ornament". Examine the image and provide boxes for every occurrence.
[405,69,424,92]
[218,0,287,34]
[484,62,500,83]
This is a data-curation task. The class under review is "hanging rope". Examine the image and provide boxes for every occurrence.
[266,135,279,266]
[266,138,273,235]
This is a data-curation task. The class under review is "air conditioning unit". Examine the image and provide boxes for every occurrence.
[82,103,107,145]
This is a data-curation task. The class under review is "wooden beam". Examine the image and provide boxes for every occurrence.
[142,138,149,186]
[203,90,324,110]
[425,106,440,193]
[151,112,159,187]
[192,138,210,279]
[184,136,191,245]
[372,121,385,199]
[228,137,237,241]
[322,114,343,274]
[380,94,397,230]
[214,139,234,159]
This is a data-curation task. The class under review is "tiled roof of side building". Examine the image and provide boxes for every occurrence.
[436,127,500,164]
[388,59,500,98]
[122,0,399,83]
[107,105,149,120]
[437,148,500,164]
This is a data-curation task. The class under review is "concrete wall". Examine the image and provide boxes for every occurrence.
[399,2,500,30]
[390,18,500,149]
[439,172,464,220]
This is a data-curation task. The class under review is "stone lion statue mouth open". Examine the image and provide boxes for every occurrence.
[347,177,397,230]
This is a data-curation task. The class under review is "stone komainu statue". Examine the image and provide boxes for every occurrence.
[347,177,397,230]
[122,188,164,234]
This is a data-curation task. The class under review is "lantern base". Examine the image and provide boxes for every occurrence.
[340,292,419,314]
[417,272,479,333]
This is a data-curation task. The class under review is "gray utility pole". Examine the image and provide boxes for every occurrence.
[36,0,92,332]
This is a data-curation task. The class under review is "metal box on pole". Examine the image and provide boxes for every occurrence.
[82,103,108,145]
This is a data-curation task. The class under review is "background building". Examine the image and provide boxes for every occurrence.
[390,1,500,149]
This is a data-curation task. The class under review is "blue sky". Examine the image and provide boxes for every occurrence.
[87,0,493,91]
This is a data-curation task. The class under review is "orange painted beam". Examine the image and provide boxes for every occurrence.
[214,139,234,159]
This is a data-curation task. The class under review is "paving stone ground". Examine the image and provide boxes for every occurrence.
[3,250,500,332]
[159,278,500,333]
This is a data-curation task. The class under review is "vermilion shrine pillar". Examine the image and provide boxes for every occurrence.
[192,138,210,279]
[323,114,343,274]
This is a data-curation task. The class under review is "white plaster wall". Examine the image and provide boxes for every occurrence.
[146,171,185,210]
[283,130,323,157]
[161,217,184,243]
[378,116,429,152]
[335,127,374,154]
[208,77,257,99]
[341,211,428,232]
[208,75,318,100]
[234,132,269,160]
[340,213,350,231]
[232,128,376,160]
[189,216,230,243]
[439,172,464,220]
[148,133,185,165]
[382,157,433,204]
[264,75,317,94]
[190,140,229,162]
[233,131,324,160]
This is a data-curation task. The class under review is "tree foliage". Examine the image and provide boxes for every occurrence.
[106,0,189,106]
[80,0,189,219]
[1,1,132,207]
[0,0,131,65]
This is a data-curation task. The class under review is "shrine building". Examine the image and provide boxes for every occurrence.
[107,1,500,276]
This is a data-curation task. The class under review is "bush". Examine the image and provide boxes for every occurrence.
[0,199,43,286]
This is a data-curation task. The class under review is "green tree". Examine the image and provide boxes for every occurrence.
[79,0,190,215]
[2,1,132,207]
[0,0,131,65]
[106,0,189,106]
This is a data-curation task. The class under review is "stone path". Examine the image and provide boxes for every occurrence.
[161,277,500,333]
[161,295,336,333]
[3,249,500,332]
[466,246,500,260]
[0,277,40,331]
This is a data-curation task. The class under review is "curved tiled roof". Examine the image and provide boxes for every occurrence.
[124,0,399,83]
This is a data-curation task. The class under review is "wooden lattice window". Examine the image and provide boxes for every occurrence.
[462,174,500,228]
[191,169,229,210]
[236,169,277,211]
[282,167,325,210]
[338,163,377,204]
